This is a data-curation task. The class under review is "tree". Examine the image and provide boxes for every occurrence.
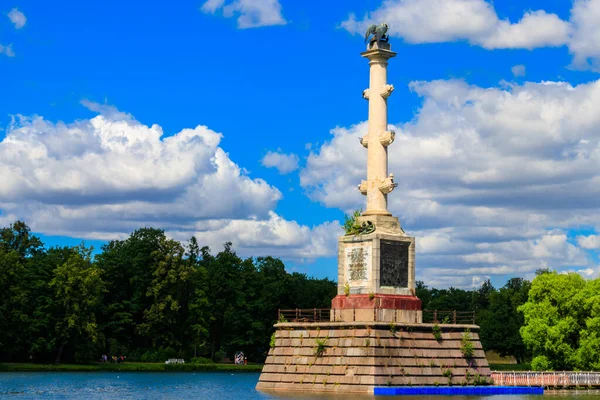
[0,220,44,259]
[137,236,198,349]
[519,272,587,370]
[50,245,105,363]
[478,278,530,362]
[181,236,209,358]
[96,228,165,355]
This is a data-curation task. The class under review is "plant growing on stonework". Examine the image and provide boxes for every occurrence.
[432,323,442,342]
[315,338,328,357]
[344,282,350,296]
[343,209,363,235]
[270,332,276,348]
[473,373,489,385]
[460,329,474,358]
[389,322,396,335]
[278,313,287,323]
[369,292,375,301]
[443,368,453,385]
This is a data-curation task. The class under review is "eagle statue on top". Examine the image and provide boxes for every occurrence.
[364,23,389,44]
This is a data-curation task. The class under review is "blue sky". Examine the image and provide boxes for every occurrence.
[2,0,600,289]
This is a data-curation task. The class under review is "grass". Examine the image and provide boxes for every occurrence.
[0,362,263,373]
[489,363,531,371]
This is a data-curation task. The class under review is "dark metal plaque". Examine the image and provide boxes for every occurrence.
[380,240,409,287]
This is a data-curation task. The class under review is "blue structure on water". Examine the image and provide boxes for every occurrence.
[374,386,544,396]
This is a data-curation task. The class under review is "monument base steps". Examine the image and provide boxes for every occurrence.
[256,322,491,394]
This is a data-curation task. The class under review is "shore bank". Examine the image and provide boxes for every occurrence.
[0,362,263,372]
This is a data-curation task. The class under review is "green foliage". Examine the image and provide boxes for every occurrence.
[432,323,442,342]
[342,209,363,235]
[0,220,337,364]
[368,292,375,301]
[190,357,213,364]
[530,355,552,371]
[140,348,179,362]
[518,271,600,371]
[460,330,474,358]
[477,277,530,363]
[270,333,276,348]
[343,282,350,296]
[389,322,396,335]
[164,363,217,371]
[278,314,287,323]
[442,368,453,384]
[315,338,327,357]
[50,244,105,363]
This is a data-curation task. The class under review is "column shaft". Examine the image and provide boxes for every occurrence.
[364,55,391,216]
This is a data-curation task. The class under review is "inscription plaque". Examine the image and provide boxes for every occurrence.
[345,245,370,283]
[380,240,409,287]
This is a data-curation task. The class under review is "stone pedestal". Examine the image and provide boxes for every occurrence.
[332,215,420,323]
[257,322,491,394]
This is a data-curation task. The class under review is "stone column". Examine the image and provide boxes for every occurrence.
[359,41,397,216]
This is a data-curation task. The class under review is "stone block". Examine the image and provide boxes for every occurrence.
[258,322,490,394]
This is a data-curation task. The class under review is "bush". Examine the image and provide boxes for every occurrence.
[315,338,327,357]
[460,330,474,358]
[213,350,227,363]
[191,357,213,365]
[140,347,178,362]
[432,324,442,342]
[531,355,552,371]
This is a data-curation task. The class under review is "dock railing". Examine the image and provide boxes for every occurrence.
[492,371,600,387]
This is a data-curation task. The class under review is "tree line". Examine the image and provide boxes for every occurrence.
[0,221,336,364]
[1,220,596,370]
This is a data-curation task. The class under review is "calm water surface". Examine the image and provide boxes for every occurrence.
[0,372,597,399]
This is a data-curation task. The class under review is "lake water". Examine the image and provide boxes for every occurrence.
[0,372,597,399]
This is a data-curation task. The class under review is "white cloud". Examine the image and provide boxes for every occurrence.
[201,0,286,29]
[511,64,526,77]
[261,150,299,174]
[0,103,336,262]
[341,0,600,71]
[569,0,600,70]
[8,8,26,29]
[301,78,600,287]
[341,0,569,50]
[577,234,600,249]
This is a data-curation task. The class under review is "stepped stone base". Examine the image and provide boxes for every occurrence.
[256,322,491,394]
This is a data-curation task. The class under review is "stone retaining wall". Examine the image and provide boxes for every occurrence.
[256,322,491,394]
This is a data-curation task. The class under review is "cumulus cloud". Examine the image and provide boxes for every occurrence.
[200,0,286,29]
[7,8,26,29]
[341,0,570,50]
[0,103,336,261]
[511,65,526,77]
[341,0,600,71]
[577,234,600,249]
[301,78,600,287]
[261,150,299,174]
[569,0,600,70]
